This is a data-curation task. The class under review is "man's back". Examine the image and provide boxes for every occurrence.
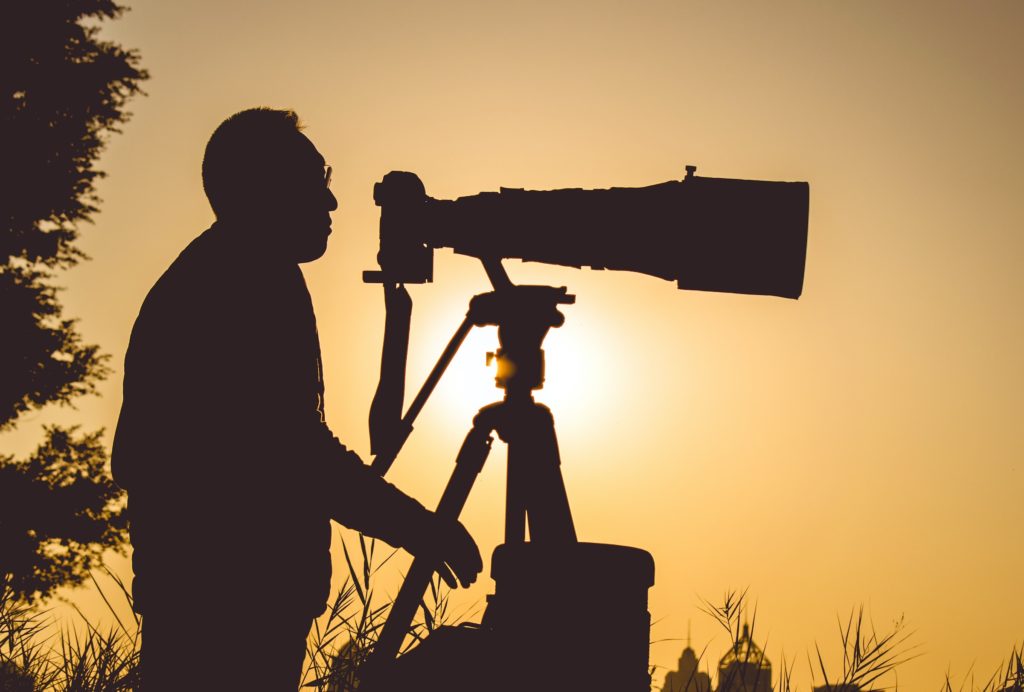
[113,223,333,618]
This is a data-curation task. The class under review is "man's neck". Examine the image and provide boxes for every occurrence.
[212,218,296,266]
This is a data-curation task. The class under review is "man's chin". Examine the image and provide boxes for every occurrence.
[295,235,330,263]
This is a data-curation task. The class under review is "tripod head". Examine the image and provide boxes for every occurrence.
[468,283,574,394]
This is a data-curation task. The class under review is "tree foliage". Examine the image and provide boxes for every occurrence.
[0,1,147,602]
[0,265,108,430]
[1,0,148,271]
[0,427,128,603]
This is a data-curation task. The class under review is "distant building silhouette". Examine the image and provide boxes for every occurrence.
[661,642,712,692]
[715,623,771,692]
[662,623,772,692]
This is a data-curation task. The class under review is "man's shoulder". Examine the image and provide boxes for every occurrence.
[128,227,228,336]
[133,224,298,335]
[141,225,253,312]
[155,226,225,287]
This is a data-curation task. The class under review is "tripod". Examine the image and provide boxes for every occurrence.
[361,262,580,684]
[360,258,654,692]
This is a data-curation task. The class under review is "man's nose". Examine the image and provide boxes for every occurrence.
[326,187,339,212]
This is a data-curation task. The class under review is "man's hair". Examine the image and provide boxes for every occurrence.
[202,107,304,217]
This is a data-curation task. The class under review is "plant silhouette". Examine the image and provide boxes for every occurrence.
[0,0,147,604]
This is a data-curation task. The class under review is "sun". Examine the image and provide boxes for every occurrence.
[407,292,618,442]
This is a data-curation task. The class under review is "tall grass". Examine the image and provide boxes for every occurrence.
[683,590,1019,692]
[0,571,140,691]
[0,532,455,692]
[699,587,773,692]
[3,561,1019,691]
[302,531,459,691]
[808,606,919,692]
[689,590,917,692]
[941,642,1024,692]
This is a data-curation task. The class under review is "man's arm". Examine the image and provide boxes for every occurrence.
[305,424,482,588]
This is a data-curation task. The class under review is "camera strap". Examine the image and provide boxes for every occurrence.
[368,283,412,457]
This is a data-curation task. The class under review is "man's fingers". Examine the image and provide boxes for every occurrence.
[460,547,482,585]
[415,515,483,589]
[453,561,477,588]
[448,523,482,588]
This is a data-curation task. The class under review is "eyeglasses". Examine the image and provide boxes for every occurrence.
[324,165,333,189]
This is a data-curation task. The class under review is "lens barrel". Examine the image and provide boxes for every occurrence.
[371,171,809,299]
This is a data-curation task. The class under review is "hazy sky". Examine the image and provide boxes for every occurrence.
[8,1,1023,688]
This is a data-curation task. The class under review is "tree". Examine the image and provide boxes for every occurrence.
[0,428,127,603]
[0,0,148,603]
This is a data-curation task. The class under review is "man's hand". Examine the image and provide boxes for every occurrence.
[436,516,483,588]
[407,514,483,589]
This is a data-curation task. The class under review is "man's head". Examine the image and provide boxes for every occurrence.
[202,108,338,263]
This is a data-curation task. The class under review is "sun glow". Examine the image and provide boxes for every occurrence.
[408,293,620,445]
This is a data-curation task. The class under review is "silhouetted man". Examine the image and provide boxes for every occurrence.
[111,108,482,690]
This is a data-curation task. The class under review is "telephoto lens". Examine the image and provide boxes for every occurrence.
[369,168,809,299]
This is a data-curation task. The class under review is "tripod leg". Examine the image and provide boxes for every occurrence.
[505,402,576,544]
[505,445,527,543]
[525,404,576,543]
[361,420,494,686]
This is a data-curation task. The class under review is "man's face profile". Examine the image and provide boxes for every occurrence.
[204,109,339,264]
[253,132,338,264]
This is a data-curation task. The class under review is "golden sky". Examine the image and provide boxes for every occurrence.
[8,1,1023,688]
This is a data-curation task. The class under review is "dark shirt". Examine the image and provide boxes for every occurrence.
[112,223,424,618]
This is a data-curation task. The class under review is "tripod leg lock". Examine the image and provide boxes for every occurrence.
[452,421,495,479]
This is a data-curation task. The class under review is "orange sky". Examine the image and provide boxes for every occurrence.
[7,1,1023,688]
